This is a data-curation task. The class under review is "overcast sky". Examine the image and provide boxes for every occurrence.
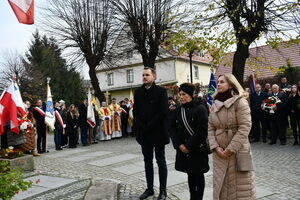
[0,0,90,79]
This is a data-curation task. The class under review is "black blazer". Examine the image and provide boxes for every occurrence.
[78,103,88,127]
[133,82,169,145]
[250,91,268,116]
[288,93,300,115]
[170,99,209,174]
[32,106,46,129]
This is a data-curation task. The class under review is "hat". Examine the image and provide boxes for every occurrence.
[179,83,195,98]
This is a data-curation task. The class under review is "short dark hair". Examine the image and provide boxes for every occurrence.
[112,98,116,100]
[144,67,156,76]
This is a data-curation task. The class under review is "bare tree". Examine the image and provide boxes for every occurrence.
[194,0,299,84]
[0,52,26,90]
[42,0,120,101]
[112,0,189,68]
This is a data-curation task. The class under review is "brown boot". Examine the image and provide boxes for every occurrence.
[32,151,40,157]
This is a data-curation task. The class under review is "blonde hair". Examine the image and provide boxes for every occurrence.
[212,73,245,98]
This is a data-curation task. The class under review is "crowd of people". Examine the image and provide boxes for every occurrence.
[249,76,300,146]
[0,97,135,157]
[1,66,299,200]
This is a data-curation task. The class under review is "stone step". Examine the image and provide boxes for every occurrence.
[84,179,120,200]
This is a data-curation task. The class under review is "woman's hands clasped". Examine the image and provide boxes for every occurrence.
[214,147,232,159]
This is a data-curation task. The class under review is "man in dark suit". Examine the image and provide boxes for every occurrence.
[250,84,269,143]
[32,99,47,153]
[78,99,89,146]
[269,84,288,145]
[133,67,169,200]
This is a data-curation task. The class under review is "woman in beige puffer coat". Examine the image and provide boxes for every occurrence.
[208,74,256,200]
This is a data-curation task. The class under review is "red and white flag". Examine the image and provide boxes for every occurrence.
[87,88,96,128]
[8,0,34,25]
[0,81,26,135]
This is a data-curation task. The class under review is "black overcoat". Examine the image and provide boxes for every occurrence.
[133,83,169,145]
[170,99,209,174]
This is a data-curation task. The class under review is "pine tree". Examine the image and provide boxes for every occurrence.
[24,32,85,105]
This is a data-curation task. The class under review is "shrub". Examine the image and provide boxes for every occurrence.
[0,161,32,200]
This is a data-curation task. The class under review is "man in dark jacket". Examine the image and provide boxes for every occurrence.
[54,102,64,150]
[32,99,47,153]
[78,99,89,146]
[250,84,269,143]
[269,84,288,145]
[133,67,169,200]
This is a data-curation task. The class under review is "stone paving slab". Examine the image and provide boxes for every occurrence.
[256,187,275,199]
[112,160,174,175]
[153,170,187,187]
[33,135,300,200]
[13,185,49,200]
[13,175,77,200]
[25,175,77,189]
[85,179,120,200]
[65,151,112,162]
[173,187,213,200]
[45,149,90,158]
[173,186,274,200]
[88,153,140,167]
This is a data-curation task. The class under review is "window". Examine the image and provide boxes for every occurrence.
[127,69,134,83]
[198,50,204,57]
[194,66,199,79]
[107,73,114,86]
[127,50,133,58]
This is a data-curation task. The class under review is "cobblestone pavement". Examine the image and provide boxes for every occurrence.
[28,134,300,200]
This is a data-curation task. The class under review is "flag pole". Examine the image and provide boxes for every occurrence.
[45,77,51,152]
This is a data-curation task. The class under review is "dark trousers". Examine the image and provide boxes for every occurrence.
[270,117,287,144]
[61,132,68,146]
[80,126,89,145]
[37,126,46,152]
[252,114,267,141]
[121,120,128,137]
[68,128,77,148]
[141,143,168,191]
[188,173,205,200]
[92,126,98,142]
[290,113,300,141]
[54,129,62,149]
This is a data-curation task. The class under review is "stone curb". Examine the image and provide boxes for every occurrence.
[84,178,120,200]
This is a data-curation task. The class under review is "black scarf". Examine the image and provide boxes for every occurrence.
[215,89,233,102]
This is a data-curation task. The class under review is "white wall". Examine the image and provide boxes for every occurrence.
[97,60,176,91]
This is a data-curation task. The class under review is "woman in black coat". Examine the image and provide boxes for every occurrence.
[170,83,209,200]
[66,104,79,148]
[288,85,300,145]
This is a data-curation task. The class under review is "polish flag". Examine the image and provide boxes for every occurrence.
[87,88,96,128]
[8,0,34,25]
[0,81,26,135]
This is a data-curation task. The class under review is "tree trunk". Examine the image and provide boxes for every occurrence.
[232,42,250,86]
[189,51,193,83]
[88,66,105,102]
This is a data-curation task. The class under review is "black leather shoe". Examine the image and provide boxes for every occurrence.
[269,142,276,145]
[280,142,286,145]
[139,189,154,199]
[262,139,267,143]
[293,141,298,146]
[157,190,167,200]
